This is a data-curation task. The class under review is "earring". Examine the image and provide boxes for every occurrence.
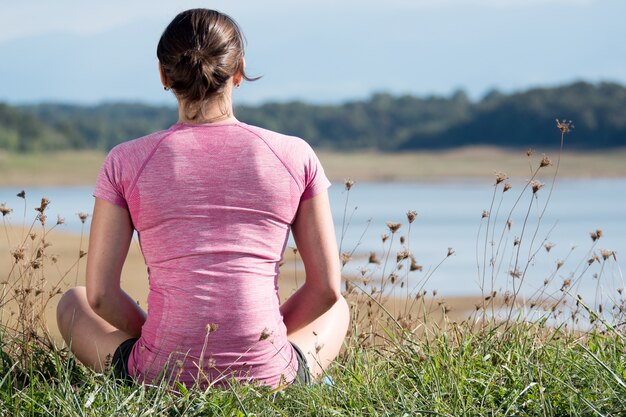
[164,86,170,91]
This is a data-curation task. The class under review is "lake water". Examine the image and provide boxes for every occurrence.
[1,179,624,300]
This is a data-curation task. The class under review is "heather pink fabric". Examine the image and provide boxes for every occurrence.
[93,121,330,387]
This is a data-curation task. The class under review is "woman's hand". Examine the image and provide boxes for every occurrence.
[86,197,146,337]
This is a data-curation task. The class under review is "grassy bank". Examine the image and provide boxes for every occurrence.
[2,147,626,187]
[1,192,624,415]
[1,125,625,415]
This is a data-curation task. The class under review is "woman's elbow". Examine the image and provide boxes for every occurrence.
[86,285,107,312]
[320,287,343,311]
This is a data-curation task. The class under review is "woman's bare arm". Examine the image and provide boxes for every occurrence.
[280,190,343,334]
[85,197,146,337]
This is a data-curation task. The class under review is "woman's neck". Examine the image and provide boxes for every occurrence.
[177,94,237,125]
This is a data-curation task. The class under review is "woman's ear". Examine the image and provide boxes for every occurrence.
[233,57,246,87]
[158,63,169,90]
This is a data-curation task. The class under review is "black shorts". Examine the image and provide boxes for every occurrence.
[112,338,311,385]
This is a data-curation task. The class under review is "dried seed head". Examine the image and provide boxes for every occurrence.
[503,183,512,193]
[368,252,381,265]
[587,255,598,265]
[390,273,397,284]
[494,171,508,185]
[344,178,355,191]
[560,279,572,291]
[206,323,219,333]
[79,250,87,258]
[30,259,42,269]
[556,260,564,270]
[38,214,47,225]
[0,203,12,217]
[315,342,324,354]
[56,215,65,225]
[544,242,554,252]
[77,212,89,224]
[506,219,513,230]
[410,255,422,271]
[482,210,489,219]
[381,233,389,243]
[544,278,550,286]
[386,222,401,233]
[600,249,616,261]
[406,210,417,224]
[447,247,455,257]
[590,229,602,242]
[432,289,438,297]
[396,250,410,263]
[291,247,298,255]
[341,252,351,266]
[259,327,272,341]
[51,255,59,263]
[34,198,50,213]
[399,235,405,245]
[11,247,25,263]
[526,148,534,157]
[17,190,26,199]
[530,180,544,194]
[510,269,521,279]
[540,154,552,168]
[513,237,520,246]
[556,119,574,134]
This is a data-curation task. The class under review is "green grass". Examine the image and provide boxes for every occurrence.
[1,319,624,416]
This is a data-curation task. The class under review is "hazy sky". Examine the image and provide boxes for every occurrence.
[1,0,625,105]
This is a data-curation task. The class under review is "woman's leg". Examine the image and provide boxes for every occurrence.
[56,286,137,372]
[287,296,350,378]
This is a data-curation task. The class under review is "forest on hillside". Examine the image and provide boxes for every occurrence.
[1,81,625,152]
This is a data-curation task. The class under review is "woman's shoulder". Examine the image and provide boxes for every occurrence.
[237,122,326,189]
[109,127,174,156]
[236,122,315,155]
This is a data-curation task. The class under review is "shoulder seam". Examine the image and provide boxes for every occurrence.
[234,124,304,194]
[125,130,174,199]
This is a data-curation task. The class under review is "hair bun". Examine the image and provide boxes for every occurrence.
[157,9,258,120]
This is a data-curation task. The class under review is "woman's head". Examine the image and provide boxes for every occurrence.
[157,9,254,120]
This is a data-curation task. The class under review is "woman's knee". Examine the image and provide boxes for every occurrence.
[56,286,87,335]
[333,295,350,333]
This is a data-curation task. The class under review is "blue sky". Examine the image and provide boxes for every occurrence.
[1,0,625,105]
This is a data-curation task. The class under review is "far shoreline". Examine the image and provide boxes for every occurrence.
[1,146,626,187]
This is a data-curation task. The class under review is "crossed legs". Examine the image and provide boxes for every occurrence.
[56,287,137,372]
[286,296,350,378]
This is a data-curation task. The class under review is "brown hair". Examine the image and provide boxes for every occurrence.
[157,9,256,120]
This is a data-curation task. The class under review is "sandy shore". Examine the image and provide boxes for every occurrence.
[2,147,626,187]
[1,227,490,342]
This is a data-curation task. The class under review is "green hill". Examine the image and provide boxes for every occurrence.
[2,81,625,152]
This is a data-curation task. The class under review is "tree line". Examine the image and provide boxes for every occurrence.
[1,81,625,152]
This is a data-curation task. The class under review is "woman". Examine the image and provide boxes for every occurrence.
[56,8,349,388]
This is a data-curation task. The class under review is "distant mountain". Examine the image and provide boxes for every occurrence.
[1,81,625,152]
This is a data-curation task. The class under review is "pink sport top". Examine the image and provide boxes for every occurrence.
[93,121,330,387]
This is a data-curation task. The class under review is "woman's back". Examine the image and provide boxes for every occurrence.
[94,121,329,386]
